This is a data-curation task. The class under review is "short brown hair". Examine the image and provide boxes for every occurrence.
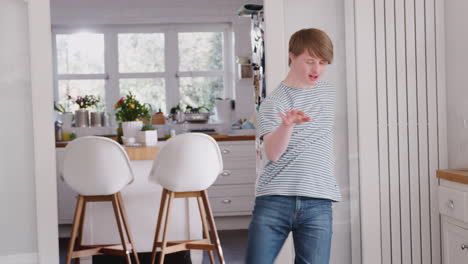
[288,28,333,65]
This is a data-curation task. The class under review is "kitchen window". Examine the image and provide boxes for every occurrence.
[52,24,234,115]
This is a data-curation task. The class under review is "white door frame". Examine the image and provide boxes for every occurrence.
[26,0,60,263]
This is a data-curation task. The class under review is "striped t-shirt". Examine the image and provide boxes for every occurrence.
[256,81,341,201]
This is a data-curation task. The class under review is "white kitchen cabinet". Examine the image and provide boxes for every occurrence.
[439,179,468,264]
[442,217,468,264]
[208,140,256,216]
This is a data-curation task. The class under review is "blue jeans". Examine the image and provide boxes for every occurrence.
[246,195,333,264]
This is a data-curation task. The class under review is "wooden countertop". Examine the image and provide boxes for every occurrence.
[56,134,255,160]
[436,169,468,185]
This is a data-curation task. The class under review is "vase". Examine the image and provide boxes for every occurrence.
[137,130,158,146]
[121,121,143,138]
[75,109,89,127]
[90,112,102,127]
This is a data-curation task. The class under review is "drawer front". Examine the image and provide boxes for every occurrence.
[439,186,467,222]
[210,196,255,216]
[218,143,255,159]
[223,158,256,170]
[208,184,255,197]
[443,221,468,264]
[215,168,256,185]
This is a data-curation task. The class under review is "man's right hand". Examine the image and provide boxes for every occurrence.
[278,110,311,127]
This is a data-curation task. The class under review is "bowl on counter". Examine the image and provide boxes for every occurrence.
[184,112,211,123]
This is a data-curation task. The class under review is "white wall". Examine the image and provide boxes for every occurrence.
[0,0,38,259]
[264,0,350,263]
[50,0,262,122]
[445,0,468,168]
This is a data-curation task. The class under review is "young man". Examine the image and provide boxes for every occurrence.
[246,28,341,264]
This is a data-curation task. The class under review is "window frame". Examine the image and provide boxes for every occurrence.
[52,23,234,116]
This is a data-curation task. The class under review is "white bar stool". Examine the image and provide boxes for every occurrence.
[61,136,140,264]
[148,133,225,264]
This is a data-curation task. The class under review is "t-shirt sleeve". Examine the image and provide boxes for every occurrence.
[257,98,284,141]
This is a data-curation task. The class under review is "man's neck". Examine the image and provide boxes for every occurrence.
[282,72,315,89]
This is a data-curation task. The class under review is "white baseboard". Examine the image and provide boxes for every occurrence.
[0,253,38,264]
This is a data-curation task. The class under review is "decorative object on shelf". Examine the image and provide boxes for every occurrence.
[121,121,143,139]
[62,131,77,141]
[61,113,74,128]
[54,101,74,128]
[74,95,101,127]
[90,112,102,127]
[101,112,110,127]
[151,109,166,125]
[236,56,253,79]
[75,109,89,127]
[116,123,123,144]
[213,98,234,124]
[55,120,63,141]
[114,92,150,138]
[184,105,211,123]
[170,104,185,123]
[137,124,158,146]
[75,95,100,109]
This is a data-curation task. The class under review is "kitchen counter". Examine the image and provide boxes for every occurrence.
[436,169,468,185]
[55,134,255,161]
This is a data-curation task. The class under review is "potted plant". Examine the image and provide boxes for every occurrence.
[114,92,150,138]
[137,124,158,146]
[74,95,100,127]
[170,104,184,123]
[184,104,211,123]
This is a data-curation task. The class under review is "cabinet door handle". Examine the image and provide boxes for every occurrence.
[221,170,231,176]
[447,199,455,209]
[461,244,468,250]
[222,199,232,204]
[221,149,231,154]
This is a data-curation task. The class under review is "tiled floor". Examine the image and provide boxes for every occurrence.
[59,229,248,264]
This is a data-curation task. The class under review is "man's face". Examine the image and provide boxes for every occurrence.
[289,51,328,87]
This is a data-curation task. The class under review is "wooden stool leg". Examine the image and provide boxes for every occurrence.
[197,196,215,264]
[75,198,87,264]
[159,191,175,264]
[201,191,225,264]
[117,192,141,264]
[151,189,168,264]
[111,194,132,264]
[66,196,85,264]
